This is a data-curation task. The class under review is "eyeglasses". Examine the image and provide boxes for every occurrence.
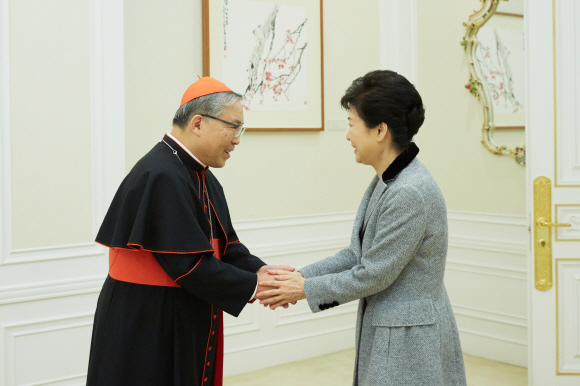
[201,114,246,138]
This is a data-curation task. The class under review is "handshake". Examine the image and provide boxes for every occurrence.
[253,265,306,310]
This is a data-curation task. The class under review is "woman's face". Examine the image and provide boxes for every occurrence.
[346,107,378,165]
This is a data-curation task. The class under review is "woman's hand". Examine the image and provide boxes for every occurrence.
[255,270,306,310]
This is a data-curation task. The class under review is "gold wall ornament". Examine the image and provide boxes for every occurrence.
[462,0,525,165]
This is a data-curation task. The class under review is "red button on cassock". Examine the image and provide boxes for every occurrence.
[211,331,215,335]
[209,346,212,351]
[207,362,211,366]
[213,315,217,319]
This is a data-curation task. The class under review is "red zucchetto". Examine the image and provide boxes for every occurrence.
[180,76,233,107]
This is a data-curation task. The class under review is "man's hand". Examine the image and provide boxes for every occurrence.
[255,269,306,310]
[254,265,296,309]
[255,265,295,275]
[256,271,276,294]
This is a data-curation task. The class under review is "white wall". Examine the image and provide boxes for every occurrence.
[416,0,526,216]
[0,0,124,385]
[446,211,528,367]
[124,0,203,172]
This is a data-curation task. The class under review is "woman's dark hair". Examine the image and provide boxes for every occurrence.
[341,70,425,151]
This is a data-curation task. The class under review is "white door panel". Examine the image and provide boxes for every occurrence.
[527,0,580,384]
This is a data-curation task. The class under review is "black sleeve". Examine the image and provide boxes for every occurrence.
[152,251,257,317]
[220,199,266,273]
[222,241,266,273]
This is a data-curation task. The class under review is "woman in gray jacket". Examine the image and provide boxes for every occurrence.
[256,70,467,386]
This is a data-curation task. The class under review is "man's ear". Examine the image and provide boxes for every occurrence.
[189,114,203,137]
[376,122,389,142]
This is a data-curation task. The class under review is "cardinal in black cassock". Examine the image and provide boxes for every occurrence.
[87,77,292,386]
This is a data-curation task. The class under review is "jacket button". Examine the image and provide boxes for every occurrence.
[319,305,324,310]
[332,301,339,306]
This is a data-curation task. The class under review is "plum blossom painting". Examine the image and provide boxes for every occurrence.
[203,0,323,131]
[476,26,525,129]
[222,1,308,111]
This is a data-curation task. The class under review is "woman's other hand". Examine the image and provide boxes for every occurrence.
[255,270,306,309]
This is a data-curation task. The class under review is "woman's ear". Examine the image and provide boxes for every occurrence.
[376,122,389,142]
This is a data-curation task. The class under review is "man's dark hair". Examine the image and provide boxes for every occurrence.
[341,70,425,150]
[172,91,242,129]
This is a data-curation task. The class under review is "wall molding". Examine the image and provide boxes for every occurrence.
[225,324,356,355]
[22,374,86,386]
[447,210,528,226]
[224,305,261,336]
[0,0,13,266]
[233,212,354,259]
[446,210,528,367]
[458,327,527,347]
[0,210,529,302]
[234,212,356,231]
[2,313,95,386]
[3,244,103,266]
[452,303,527,328]
[0,208,530,380]
[0,276,104,305]
[448,234,527,255]
[223,324,356,376]
[250,235,350,259]
[0,0,125,266]
[379,0,418,85]
[446,260,527,281]
[277,301,358,326]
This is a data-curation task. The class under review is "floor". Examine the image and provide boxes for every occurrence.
[224,348,527,386]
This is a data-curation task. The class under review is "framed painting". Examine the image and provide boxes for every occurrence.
[202,0,324,132]
[476,4,525,130]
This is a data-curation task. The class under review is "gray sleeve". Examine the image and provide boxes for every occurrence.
[299,245,358,278]
[303,185,426,313]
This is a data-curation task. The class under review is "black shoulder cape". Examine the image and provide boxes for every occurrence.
[96,135,226,253]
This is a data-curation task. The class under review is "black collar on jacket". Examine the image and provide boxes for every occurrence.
[381,142,419,183]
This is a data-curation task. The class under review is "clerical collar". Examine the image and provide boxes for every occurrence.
[382,142,419,183]
[163,133,207,172]
[165,132,206,167]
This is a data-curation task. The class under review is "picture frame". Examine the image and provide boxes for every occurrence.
[476,9,525,130]
[495,0,524,18]
[202,0,324,132]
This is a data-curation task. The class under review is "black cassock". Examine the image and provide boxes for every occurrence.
[87,134,265,386]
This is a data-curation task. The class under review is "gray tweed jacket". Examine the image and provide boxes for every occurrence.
[300,157,466,386]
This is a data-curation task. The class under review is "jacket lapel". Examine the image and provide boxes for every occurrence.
[351,176,379,258]
[360,181,388,236]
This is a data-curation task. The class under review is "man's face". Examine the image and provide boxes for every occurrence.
[199,101,243,168]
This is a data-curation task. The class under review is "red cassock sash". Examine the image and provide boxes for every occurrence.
[108,239,224,386]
